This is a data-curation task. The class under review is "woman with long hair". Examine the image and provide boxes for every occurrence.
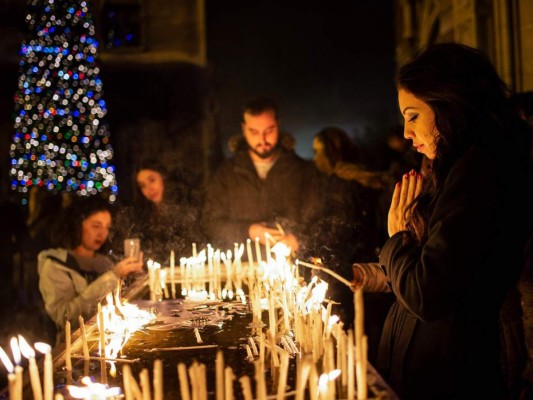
[353,43,533,399]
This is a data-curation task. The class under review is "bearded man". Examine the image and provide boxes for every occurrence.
[201,95,324,259]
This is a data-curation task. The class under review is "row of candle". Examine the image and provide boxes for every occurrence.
[1,236,368,399]
[0,335,53,400]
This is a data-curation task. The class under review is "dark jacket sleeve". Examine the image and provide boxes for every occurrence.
[201,162,251,247]
[379,147,507,322]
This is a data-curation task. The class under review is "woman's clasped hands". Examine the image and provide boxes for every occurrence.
[388,169,423,237]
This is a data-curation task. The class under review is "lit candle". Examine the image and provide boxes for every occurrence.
[78,316,90,360]
[255,237,262,266]
[10,337,23,400]
[18,335,43,400]
[170,250,176,299]
[65,320,72,371]
[35,342,53,400]
[265,233,271,264]
[318,373,328,400]
[153,359,163,400]
[246,238,254,272]
[0,345,17,400]
[97,303,106,358]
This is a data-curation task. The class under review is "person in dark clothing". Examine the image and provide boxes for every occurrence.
[352,43,533,399]
[200,95,324,259]
[309,126,395,364]
[114,159,205,263]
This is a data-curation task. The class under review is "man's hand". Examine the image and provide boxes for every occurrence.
[249,223,283,245]
[249,223,300,254]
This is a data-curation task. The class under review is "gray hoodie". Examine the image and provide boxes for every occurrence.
[38,248,120,342]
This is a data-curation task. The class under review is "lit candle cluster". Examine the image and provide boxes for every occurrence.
[143,237,370,399]
[0,237,373,399]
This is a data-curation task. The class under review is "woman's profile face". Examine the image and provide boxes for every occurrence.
[80,210,111,253]
[137,168,164,205]
[398,88,438,160]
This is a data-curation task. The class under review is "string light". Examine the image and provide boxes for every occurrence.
[10,0,118,203]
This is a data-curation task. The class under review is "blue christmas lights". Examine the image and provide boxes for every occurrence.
[10,0,118,202]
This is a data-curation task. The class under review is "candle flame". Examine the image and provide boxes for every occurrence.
[17,335,35,359]
[67,376,121,399]
[0,346,14,373]
[9,337,21,364]
[34,342,52,355]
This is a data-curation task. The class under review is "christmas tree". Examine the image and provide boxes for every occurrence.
[10,0,118,204]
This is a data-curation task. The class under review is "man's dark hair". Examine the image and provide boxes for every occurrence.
[241,95,280,122]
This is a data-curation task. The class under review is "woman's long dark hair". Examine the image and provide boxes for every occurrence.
[51,194,113,250]
[133,158,203,215]
[396,42,524,244]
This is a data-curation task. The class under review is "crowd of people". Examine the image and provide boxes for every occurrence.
[1,42,533,399]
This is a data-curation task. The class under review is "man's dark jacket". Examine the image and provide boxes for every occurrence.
[201,134,324,253]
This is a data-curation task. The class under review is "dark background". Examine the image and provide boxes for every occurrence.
[205,0,398,160]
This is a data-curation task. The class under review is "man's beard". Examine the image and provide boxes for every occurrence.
[249,142,279,159]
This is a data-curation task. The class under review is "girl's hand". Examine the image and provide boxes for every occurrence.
[388,169,422,237]
[114,251,144,278]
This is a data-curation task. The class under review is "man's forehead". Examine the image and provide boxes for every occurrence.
[243,110,277,124]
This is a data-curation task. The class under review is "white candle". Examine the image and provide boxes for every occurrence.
[18,335,42,400]
[170,250,176,299]
[78,316,90,360]
[246,238,254,271]
[238,375,253,400]
[248,337,258,356]
[139,368,151,400]
[194,328,203,344]
[255,237,262,266]
[318,373,328,400]
[0,346,17,400]
[224,366,235,400]
[10,337,23,400]
[178,363,191,400]
[97,303,106,357]
[153,359,163,400]
[276,350,289,400]
[245,345,253,361]
[265,233,271,264]
[215,350,224,400]
[347,330,355,400]
[122,364,133,400]
[65,320,72,371]
[35,343,53,400]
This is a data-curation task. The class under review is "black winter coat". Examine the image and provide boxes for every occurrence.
[377,145,533,399]
[201,142,324,254]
